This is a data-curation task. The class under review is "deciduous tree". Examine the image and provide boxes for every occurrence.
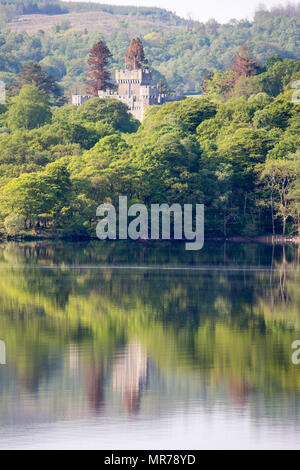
[259,156,297,235]
[6,85,51,131]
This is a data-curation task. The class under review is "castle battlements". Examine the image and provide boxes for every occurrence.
[73,67,184,121]
[115,68,152,85]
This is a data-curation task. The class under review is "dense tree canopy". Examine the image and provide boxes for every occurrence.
[9,61,65,105]
[0,5,299,241]
[6,84,51,130]
[0,53,299,239]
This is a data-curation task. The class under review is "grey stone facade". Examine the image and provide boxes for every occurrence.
[73,67,184,121]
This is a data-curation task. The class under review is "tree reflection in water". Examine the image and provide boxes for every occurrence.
[0,241,299,426]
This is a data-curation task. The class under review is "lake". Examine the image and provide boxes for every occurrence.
[0,240,299,449]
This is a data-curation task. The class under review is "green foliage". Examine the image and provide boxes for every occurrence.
[1,171,55,220]
[290,150,300,215]
[0,161,72,227]
[3,212,26,235]
[75,98,139,133]
[0,7,299,95]
[258,154,298,235]
[260,59,300,96]
[0,60,299,239]
[10,61,65,105]
[174,98,217,132]
[253,97,295,130]
[203,58,300,102]
[6,84,51,130]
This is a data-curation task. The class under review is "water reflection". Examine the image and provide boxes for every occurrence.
[113,340,148,416]
[0,241,299,448]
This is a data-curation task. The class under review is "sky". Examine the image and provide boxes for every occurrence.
[72,0,288,23]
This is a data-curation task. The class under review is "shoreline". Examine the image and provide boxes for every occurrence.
[1,234,300,245]
[223,235,300,244]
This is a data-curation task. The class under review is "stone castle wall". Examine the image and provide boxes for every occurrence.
[73,67,184,121]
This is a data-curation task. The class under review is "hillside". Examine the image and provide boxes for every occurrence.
[0,2,299,94]
[1,0,186,26]
[9,10,184,35]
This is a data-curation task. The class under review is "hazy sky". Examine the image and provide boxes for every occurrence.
[75,0,286,23]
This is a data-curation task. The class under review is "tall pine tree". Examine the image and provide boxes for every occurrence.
[10,62,65,106]
[86,40,112,96]
[232,45,260,81]
[215,45,260,99]
[124,38,148,70]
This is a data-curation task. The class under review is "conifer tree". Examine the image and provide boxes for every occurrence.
[124,38,148,70]
[10,62,65,106]
[86,40,112,96]
[216,45,260,99]
[157,78,169,95]
[232,45,260,81]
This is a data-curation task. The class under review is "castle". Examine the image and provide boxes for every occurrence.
[72,67,183,121]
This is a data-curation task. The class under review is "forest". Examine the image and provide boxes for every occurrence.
[0,3,299,240]
[0,39,299,239]
[0,2,299,94]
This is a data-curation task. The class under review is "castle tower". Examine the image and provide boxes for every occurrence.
[113,68,162,121]
[96,67,184,121]
[115,68,152,97]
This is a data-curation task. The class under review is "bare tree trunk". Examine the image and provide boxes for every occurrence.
[283,217,286,236]
[271,190,275,235]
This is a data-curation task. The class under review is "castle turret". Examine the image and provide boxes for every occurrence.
[113,68,160,120]
[71,66,184,121]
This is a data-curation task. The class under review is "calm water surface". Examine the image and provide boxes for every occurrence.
[0,241,300,449]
